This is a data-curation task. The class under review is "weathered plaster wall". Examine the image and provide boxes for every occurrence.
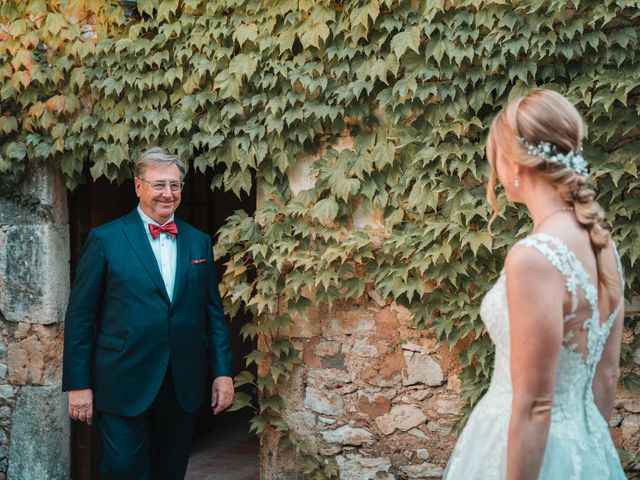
[0,165,70,480]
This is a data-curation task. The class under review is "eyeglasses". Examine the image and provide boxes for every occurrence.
[137,178,184,192]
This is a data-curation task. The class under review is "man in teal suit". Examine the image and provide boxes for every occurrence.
[62,147,234,479]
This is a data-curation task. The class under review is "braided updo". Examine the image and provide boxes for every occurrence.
[486,90,613,289]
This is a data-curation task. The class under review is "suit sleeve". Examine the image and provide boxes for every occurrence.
[206,236,234,378]
[62,229,106,391]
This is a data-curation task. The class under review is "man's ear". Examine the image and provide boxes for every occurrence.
[134,178,142,198]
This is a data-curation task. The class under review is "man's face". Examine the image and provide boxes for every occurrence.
[134,163,182,224]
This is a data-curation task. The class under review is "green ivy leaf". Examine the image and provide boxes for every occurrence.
[391,27,420,58]
[312,198,339,225]
[228,53,258,80]
[234,23,258,47]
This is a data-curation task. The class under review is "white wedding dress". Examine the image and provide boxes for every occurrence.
[444,233,626,479]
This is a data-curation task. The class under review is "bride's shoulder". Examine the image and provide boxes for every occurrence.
[504,234,565,282]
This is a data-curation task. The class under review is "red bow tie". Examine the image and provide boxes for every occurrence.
[148,221,178,239]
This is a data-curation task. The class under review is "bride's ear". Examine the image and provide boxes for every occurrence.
[513,162,524,177]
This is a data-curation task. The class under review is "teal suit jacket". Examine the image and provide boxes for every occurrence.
[62,209,233,416]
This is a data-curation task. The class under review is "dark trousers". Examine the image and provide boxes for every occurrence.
[97,368,196,480]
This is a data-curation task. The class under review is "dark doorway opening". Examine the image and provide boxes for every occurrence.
[67,168,258,479]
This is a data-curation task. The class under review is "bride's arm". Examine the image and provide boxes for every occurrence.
[593,311,623,420]
[505,248,564,480]
[593,243,624,421]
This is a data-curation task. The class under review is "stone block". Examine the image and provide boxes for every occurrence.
[0,224,69,324]
[304,387,344,416]
[416,449,430,460]
[433,395,463,415]
[402,351,444,387]
[609,411,623,427]
[314,340,341,357]
[0,163,68,226]
[618,397,640,414]
[400,462,445,479]
[411,389,431,402]
[375,404,427,435]
[321,353,345,370]
[318,416,336,425]
[621,414,640,443]
[336,453,392,480]
[426,421,452,436]
[8,323,63,385]
[324,310,375,338]
[0,387,13,401]
[283,410,317,439]
[350,338,379,357]
[8,384,69,480]
[321,425,376,446]
[307,368,353,389]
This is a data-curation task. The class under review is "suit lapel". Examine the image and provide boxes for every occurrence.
[121,210,171,305]
[171,219,190,305]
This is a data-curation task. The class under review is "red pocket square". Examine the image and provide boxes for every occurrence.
[191,258,206,264]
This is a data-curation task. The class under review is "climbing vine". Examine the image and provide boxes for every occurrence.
[2,0,640,476]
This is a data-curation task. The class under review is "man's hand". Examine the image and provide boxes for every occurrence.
[68,388,94,425]
[211,376,234,415]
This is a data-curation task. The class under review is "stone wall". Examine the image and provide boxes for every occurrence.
[261,296,640,480]
[262,298,461,480]
[0,165,70,479]
[614,298,640,465]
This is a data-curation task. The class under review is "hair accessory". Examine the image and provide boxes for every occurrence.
[520,137,588,176]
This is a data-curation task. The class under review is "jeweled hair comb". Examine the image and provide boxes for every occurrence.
[520,137,589,176]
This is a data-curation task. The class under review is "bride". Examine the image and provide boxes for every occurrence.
[444,90,626,479]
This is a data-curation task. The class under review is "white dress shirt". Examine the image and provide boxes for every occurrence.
[137,205,177,301]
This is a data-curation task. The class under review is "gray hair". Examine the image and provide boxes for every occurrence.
[134,147,186,180]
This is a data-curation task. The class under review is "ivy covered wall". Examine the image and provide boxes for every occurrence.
[1,0,640,478]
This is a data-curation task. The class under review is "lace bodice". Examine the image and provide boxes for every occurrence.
[481,233,624,398]
[445,233,626,479]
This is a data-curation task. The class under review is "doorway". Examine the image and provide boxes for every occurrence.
[67,168,258,479]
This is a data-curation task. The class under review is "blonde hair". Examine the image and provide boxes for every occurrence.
[486,90,614,294]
